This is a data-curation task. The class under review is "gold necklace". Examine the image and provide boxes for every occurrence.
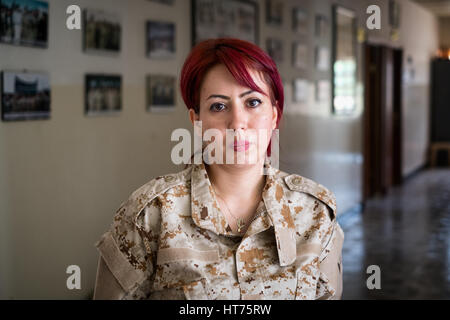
[211,185,246,233]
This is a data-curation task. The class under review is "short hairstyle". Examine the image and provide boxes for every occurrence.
[179,38,284,128]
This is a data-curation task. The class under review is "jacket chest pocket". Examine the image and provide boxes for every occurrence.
[294,255,321,300]
[152,247,220,299]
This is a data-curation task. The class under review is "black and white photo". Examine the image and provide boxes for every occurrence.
[1,70,50,121]
[85,74,121,116]
[192,0,258,45]
[147,20,175,59]
[146,74,175,111]
[0,0,48,48]
[83,9,121,53]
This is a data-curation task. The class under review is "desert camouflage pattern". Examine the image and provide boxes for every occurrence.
[93,163,344,300]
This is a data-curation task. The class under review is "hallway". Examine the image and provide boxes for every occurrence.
[339,169,450,299]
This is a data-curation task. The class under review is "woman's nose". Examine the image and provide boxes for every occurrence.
[228,103,247,130]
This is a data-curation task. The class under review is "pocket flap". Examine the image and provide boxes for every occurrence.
[95,231,146,292]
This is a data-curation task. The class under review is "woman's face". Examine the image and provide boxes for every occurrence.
[189,63,278,166]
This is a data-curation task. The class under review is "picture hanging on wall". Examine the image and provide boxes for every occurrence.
[1,70,50,121]
[265,0,283,26]
[85,74,121,116]
[292,7,308,35]
[0,0,48,48]
[146,21,176,59]
[292,42,308,70]
[192,0,258,46]
[316,80,330,102]
[315,14,329,39]
[147,0,175,5]
[83,9,121,54]
[315,46,330,71]
[146,74,176,112]
[266,38,283,65]
[293,78,309,103]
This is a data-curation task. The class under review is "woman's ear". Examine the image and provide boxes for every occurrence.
[189,108,199,125]
[272,103,279,130]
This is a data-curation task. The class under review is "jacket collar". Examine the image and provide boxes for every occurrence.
[190,162,297,267]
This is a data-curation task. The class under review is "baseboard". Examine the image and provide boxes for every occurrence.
[402,163,426,184]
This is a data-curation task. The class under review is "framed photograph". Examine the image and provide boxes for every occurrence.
[266,0,282,26]
[292,42,308,70]
[315,46,330,71]
[0,0,48,48]
[83,9,121,54]
[1,70,50,121]
[315,80,330,102]
[192,0,258,46]
[85,74,121,116]
[147,0,175,5]
[146,21,175,59]
[292,7,308,35]
[266,38,283,65]
[315,14,329,39]
[389,0,400,29]
[146,74,176,112]
[293,78,308,103]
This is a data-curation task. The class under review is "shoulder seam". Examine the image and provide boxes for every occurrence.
[283,174,337,218]
[122,167,192,227]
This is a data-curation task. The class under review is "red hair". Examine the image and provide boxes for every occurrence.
[179,38,284,129]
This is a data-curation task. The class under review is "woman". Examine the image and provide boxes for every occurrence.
[93,38,344,300]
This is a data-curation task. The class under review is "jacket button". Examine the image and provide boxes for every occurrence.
[164,175,175,182]
[292,177,302,186]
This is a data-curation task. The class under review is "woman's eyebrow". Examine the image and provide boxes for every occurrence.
[206,90,254,100]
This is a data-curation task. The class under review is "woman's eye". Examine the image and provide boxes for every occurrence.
[210,103,226,112]
[247,98,262,108]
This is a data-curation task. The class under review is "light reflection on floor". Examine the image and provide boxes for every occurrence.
[338,168,450,299]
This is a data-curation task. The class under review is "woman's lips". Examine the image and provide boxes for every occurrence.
[233,140,250,152]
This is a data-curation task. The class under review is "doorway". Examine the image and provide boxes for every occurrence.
[363,43,403,200]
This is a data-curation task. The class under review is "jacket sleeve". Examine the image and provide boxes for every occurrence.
[93,196,161,300]
[316,222,345,300]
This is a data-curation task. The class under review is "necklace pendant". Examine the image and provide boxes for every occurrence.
[237,218,244,232]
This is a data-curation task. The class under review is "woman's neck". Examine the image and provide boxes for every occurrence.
[205,162,266,203]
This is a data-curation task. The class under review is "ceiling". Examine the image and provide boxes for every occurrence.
[411,0,450,16]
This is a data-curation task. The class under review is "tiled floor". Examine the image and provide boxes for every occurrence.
[338,168,450,299]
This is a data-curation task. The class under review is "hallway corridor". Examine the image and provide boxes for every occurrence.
[339,169,450,299]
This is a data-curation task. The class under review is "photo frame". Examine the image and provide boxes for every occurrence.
[83,8,121,54]
[315,14,329,39]
[315,46,330,71]
[0,0,48,48]
[389,0,400,29]
[192,0,258,46]
[146,74,176,112]
[266,0,283,26]
[293,78,308,103]
[292,42,308,70]
[292,7,308,35]
[147,0,175,5]
[85,74,121,116]
[146,20,176,59]
[266,38,283,65]
[332,5,357,115]
[315,80,330,103]
[1,70,50,121]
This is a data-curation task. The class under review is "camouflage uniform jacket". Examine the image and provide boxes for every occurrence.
[93,163,344,300]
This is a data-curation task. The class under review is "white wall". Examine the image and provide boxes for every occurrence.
[0,0,192,299]
[398,0,439,176]
[0,0,439,299]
